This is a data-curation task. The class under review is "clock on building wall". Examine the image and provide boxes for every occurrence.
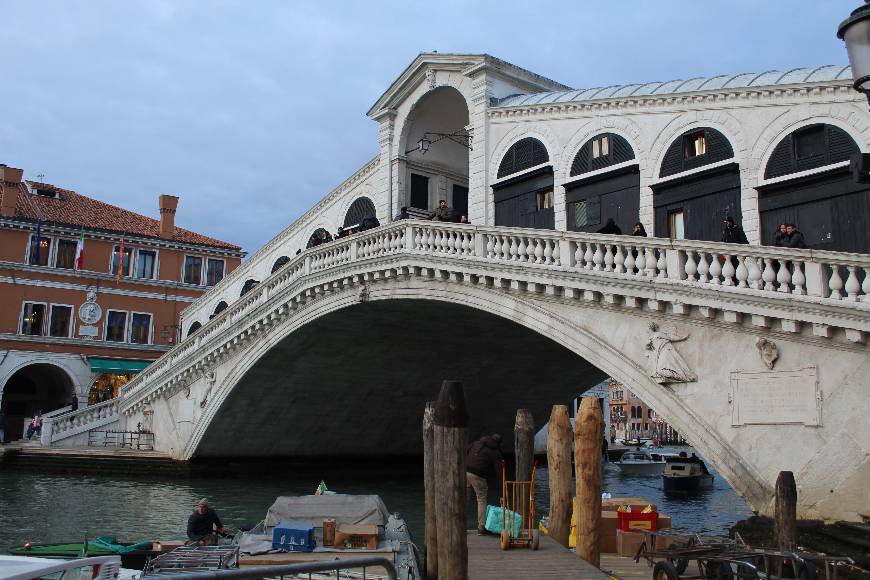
[78,290,103,325]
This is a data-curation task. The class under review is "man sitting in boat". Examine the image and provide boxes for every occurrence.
[187,498,227,545]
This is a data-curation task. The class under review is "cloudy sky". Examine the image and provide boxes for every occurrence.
[0,1,857,254]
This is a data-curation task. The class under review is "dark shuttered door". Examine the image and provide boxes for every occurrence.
[565,167,640,234]
[493,167,555,230]
[653,164,741,242]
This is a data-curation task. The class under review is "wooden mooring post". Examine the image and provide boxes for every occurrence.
[775,470,797,551]
[423,400,438,580]
[514,408,534,523]
[575,397,604,567]
[433,380,469,580]
[547,405,572,548]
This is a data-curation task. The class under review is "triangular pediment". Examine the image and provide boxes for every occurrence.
[367,52,572,119]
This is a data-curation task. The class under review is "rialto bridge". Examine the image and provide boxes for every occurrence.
[40,54,870,523]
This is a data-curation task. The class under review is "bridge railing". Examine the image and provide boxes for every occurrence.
[41,397,121,445]
[120,221,869,403]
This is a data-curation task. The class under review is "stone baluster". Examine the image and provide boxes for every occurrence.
[516,237,527,262]
[709,254,722,285]
[614,245,626,274]
[722,254,736,286]
[574,243,583,271]
[534,238,544,264]
[633,246,645,276]
[500,235,509,260]
[762,258,776,291]
[844,266,860,301]
[508,236,517,260]
[486,235,495,258]
[624,245,636,275]
[544,239,554,265]
[656,249,667,278]
[602,245,613,272]
[644,247,657,277]
[583,242,594,270]
[414,228,423,250]
[778,259,794,294]
[735,256,749,288]
[552,239,561,266]
[685,251,697,282]
[747,257,762,290]
[592,244,603,271]
[829,265,844,299]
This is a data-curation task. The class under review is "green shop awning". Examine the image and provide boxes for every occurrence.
[89,358,152,375]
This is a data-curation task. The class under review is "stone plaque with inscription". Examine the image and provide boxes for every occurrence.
[730,366,820,427]
[78,325,99,337]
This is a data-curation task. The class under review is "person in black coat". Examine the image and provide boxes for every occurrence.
[721,216,749,244]
[187,498,227,545]
[773,223,788,247]
[597,218,622,235]
[465,434,502,534]
[785,224,807,248]
[631,222,648,237]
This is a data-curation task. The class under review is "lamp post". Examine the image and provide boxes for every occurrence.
[839,1,870,107]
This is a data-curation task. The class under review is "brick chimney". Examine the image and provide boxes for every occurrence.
[0,164,23,217]
[159,194,179,239]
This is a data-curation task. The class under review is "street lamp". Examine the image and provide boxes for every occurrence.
[838,1,870,107]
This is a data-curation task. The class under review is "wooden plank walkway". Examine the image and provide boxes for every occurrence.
[467,531,609,579]
[600,553,652,580]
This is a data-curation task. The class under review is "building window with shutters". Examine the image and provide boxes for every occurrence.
[49,304,73,338]
[793,125,826,160]
[183,255,203,285]
[683,131,707,159]
[129,312,152,344]
[537,189,553,210]
[20,302,47,335]
[135,249,157,279]
[206,258,225,286]
[55,239,77,269]
[111,245,133,277]
[27,235,52,267]
[668,209,685,240]
[105,310,128,342]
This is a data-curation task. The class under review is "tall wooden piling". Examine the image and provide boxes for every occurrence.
[433,380,469,580]
[423,401,438,580]
[774,470,797,551]
[575,397,604,567]
[514,408,534,524]
[547,405,573,548]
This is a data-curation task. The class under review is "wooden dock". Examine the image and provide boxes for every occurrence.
[600,553,652,580]
[467,531,609,579]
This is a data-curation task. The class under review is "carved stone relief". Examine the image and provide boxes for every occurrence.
[755,337,779,370]
[645,322,697,384]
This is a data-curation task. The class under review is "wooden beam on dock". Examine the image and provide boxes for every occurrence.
[575,396,604,568]
[423,400,438,580]
[547,405,572,548]
[467,531,609,579]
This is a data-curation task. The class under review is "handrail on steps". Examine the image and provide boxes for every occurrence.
[142,556,399,579]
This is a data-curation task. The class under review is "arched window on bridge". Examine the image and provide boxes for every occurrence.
[271,256,290,274]
[566,133,639,234]
[240,279,260,297]
[653,127,739,242]
[187,321,202,337]
[759,124,865,253]
[210,301,228,320]
[344,197,377,229]
[493,137,554,230]
[306,228,329,249]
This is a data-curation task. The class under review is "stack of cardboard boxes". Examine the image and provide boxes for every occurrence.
[600,497,675,557]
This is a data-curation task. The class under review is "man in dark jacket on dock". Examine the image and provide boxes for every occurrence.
[187,498,227,545]
[466,434,502,535]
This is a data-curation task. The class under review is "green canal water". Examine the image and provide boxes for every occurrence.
[0,458,752,553]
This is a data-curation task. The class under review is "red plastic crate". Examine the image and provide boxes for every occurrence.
[617,510,659,531]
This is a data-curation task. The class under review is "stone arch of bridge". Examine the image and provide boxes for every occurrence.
[181,276,769,510]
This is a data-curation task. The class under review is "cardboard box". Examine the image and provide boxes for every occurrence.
[334,524,379,550]
[602,498,657,513]
[601,511,619,553]
[617,529,646,557]
[658,515,672,529]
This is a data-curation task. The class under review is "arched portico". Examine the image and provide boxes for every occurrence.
[1,363,75,440]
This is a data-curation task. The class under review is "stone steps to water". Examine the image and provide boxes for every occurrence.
[0,446,187,475]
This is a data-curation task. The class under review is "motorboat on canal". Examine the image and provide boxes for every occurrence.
[662,454,714,494]
[233,493,421,579]
[8,536,160,569]
[615,450,671,476]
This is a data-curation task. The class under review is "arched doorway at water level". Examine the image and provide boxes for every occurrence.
[0,363,74,441]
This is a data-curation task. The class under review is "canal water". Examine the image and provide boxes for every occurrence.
[0,455,752,552]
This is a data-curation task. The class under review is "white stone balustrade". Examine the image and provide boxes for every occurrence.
[115,220,869,413]
[44,398,121,443]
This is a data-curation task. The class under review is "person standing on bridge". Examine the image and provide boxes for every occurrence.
[428,199,453,222]
[465,434,502,535]
[187,498,227,545]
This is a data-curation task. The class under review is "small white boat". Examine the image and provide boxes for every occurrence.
[615,450,669,476]
[0,554,140,580]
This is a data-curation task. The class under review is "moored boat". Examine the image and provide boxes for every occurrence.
[662,454,714,494]
[615,450,669,476]
[234,494,421,579]
[8,536,160,569]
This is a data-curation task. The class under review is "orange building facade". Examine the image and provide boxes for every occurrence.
[0,164,243,440]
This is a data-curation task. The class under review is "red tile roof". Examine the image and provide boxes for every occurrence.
[3,180,242,251]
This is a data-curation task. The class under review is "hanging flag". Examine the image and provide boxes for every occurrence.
[314,480,328,496]
[115,236,125,283]
[33,220,43,264]
[74,228,85,270]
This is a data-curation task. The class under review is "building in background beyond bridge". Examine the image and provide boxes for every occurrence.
[0,163,244,441]
[608,380,683,445]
